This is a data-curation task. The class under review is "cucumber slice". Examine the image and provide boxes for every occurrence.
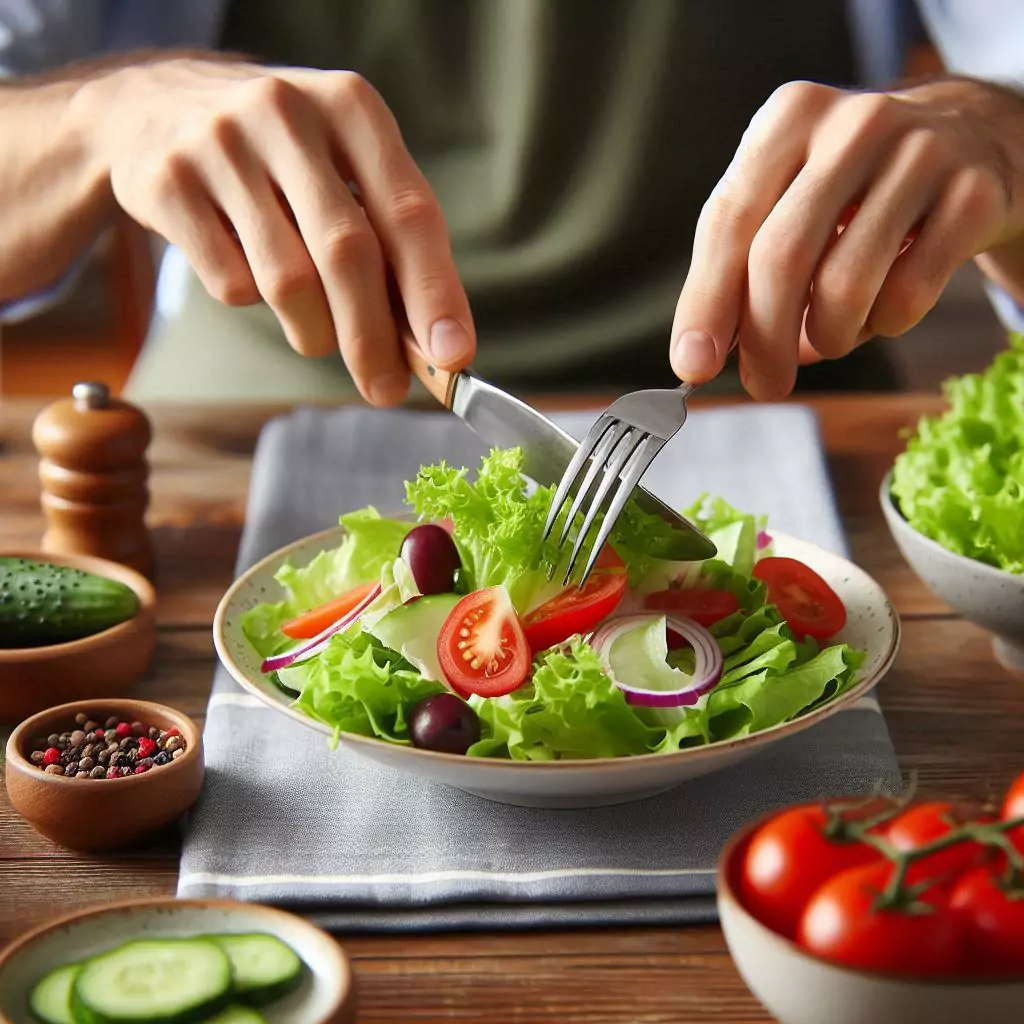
[203,1007,267,1024]
[70,938,232,1024]
[28,963,80,1024]
[368,593,460,682]
[210,933,305,1006]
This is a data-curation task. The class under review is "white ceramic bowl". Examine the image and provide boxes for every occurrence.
[214,523,900,809]
[0,898,355,1024]
[717,811,1024,1024]
[881,471,1024,674]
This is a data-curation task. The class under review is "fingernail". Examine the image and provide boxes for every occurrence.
[672,330,718,379]
[368,372,408,407]
[428,318,472,365]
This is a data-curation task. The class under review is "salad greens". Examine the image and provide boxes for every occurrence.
[891,331,1024,574]
[241,448,865,760]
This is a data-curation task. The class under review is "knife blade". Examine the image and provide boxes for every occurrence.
[402,333,716,562]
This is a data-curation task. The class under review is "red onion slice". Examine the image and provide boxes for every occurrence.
[757,531,773,550]
[261,582,382,673]
[590,613,723,708]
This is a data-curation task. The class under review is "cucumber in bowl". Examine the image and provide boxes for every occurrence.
[27,932,304,1024]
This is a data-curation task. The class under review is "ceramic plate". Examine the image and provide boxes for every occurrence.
[214,524,900,808]
[0,899,354,1024]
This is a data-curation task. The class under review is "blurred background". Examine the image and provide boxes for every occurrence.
[0,3,1010,400]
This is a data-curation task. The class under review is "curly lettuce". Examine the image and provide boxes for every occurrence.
[891,332,1024,573]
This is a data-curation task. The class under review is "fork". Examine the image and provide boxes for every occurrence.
[542,340,736,588]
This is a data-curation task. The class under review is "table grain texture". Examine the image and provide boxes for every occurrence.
[3,394,1020,1024]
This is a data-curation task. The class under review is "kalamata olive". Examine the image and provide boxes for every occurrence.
[409,693,480,755]
[400,524,461,595]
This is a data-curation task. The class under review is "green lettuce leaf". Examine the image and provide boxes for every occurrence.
[467,638,662,760]
[292,631,445,746]
[683,494,769,576]
[891,332,1024,573]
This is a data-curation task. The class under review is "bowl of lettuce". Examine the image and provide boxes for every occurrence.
[884,333,1024,674]
[215,448,899,808]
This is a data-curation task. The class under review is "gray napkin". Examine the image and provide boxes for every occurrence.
[176,405,900,931]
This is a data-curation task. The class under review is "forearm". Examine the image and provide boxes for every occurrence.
[0,50,238,305]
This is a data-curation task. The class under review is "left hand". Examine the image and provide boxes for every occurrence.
[670,77,1024,399]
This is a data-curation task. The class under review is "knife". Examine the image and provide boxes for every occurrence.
[402,333,717,562]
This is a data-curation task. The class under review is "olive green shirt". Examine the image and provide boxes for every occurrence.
[126,0,854,402]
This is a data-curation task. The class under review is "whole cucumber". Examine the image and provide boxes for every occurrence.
[0,557,139,649]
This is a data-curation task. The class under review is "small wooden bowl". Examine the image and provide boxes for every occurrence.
[0,550,156,723]
[0,897,356,1024]
[5,699,204,853]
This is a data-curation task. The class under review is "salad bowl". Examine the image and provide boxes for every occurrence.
[214,518,900,809]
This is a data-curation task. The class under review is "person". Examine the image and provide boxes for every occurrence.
[1,0,1023,406]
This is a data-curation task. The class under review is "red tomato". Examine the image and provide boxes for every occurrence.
[797,861,964,976]
[950,866,1024,974]
[522,570,627,654]
[883,801,994,889]
[1000,770,1024,854]
[752,557,847,641]
[739,805,881,940]
[437,587,531,698]
[643,587,739,627]
[281,581,378,639]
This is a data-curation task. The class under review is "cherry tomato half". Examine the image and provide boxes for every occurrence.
[739,805,881,940]
[797,861,964,976]
[752,557,847,641]
[281,581,378,639]
[643,587,739,627]
[437,586,531,699]
[883,801,994,889]
[522,569,626,655]
[950,866,1024,975]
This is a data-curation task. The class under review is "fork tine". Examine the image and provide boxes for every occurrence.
[574,434,666,588]
[563,428,645,585]
[541,413,615,544]
[556,420,631,548]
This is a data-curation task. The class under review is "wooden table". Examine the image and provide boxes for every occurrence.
[3,393,1022,1023]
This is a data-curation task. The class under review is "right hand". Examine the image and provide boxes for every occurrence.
[73,57,475,406]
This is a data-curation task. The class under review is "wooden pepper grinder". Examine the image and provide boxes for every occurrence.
[32,382,154,577]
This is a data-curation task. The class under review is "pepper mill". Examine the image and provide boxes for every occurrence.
[32,382,154,577]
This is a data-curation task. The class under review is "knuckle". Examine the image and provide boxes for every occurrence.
[209,270,259,307]
[320,223,379,272]
[696,191,757,246]
[873,275,935,336]
[250,75,299,115]
[954,166,1006,222]
[330,70,377,112]
[829,92,900,148]
[814,260,872,320]
[386,188,441,235]
[260,259,320,307]
[148,152,194,205]
[765,80,833,118]
[207,112,246,157]
[898,127,949,170]
[748,227,803,282]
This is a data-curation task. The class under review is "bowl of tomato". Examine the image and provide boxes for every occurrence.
[717,775,1024,1024]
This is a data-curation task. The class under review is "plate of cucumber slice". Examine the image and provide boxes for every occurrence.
[0,898,355,1024]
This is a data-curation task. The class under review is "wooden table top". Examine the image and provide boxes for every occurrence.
[3,392,1021,1023]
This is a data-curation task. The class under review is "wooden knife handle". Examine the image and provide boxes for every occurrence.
[402,329,457,408]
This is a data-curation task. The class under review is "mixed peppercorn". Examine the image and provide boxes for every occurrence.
[27,712,187,779]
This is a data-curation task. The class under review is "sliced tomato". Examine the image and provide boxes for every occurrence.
[644,587,739,628]
[752,556,847,641]
[438,587,531,698]
[522,572,627,654]
[281,581,378,639]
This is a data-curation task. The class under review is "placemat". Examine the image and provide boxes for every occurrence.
[177,404,900,931]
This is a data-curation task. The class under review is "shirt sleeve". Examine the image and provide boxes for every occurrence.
[0,0,226,321]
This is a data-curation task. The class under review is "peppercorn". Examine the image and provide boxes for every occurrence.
[104,716,119,730]
[46,733,59,748]
[172,748,185,760]
[84,720,98,733]
[114,722,132,740]
[105,767,120,779]
[111,752,129,768]
[164,736,183,754]
[75,770,90,779]
[137,737,156,758]
[29,751,44,765]
[78,757,95,771]
[103,729,117,744]
[148,726,159,739]
[134,763,152,775]
[90,766,106,779]
[44,764,64,776]
[74,712,88,726]
[131,721,146,737]
[65,761,79,776]
[42,747,61,766]
[153,752,172,767]
[97,750,111,765]
[69,729,85,748]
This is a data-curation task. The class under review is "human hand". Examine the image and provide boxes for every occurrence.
[73,57,474,406]
[671,77,1024,399]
